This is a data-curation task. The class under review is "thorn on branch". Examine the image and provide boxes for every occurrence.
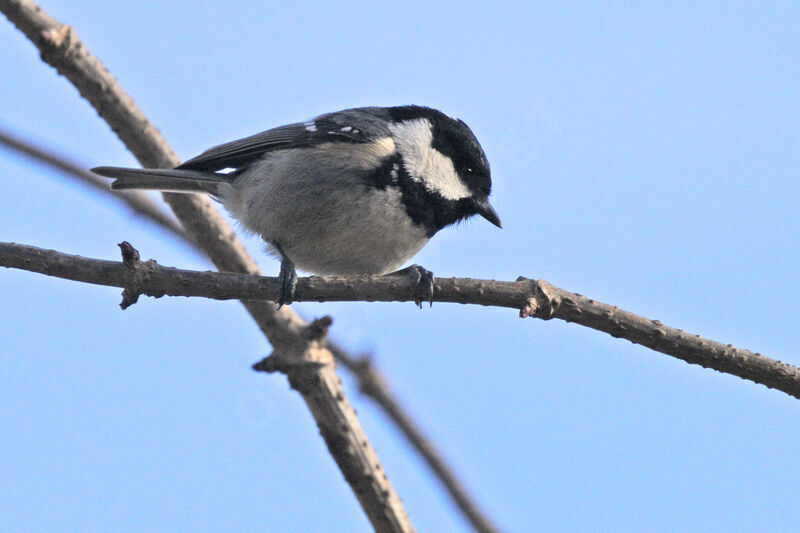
[119,241,140,267]
[251,350,330,375]
[306,315,333,341]
[252,356,277,373]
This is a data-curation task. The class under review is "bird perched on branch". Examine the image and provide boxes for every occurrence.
[93,105,501,306]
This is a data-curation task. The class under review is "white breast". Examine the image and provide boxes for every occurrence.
[220,144,430,276]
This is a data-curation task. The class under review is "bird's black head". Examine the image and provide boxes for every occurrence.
[386,106,501,230]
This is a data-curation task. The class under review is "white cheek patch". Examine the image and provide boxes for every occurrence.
[388,118,472,200]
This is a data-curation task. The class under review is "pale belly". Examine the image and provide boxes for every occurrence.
[222,165,431,276]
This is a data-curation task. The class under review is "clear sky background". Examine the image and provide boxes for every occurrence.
[1,2,799,531]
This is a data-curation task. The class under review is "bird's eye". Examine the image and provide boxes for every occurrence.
[464,167,473,174]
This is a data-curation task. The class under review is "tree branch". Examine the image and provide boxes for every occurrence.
[3,241,799,400]
[0,126,185,240]
[334,350,501,533]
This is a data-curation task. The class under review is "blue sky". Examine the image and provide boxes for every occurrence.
[1,2,799,531]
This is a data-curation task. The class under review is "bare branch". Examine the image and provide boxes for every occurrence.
[0,126,185,240]
[3,241,798,400]
[0,2,416,530]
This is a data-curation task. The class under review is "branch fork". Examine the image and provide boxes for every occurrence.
[253,316,336,378]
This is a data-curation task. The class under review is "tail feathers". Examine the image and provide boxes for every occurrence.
[92,166,227,194]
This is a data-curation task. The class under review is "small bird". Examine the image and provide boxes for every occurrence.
[93,105,501,306]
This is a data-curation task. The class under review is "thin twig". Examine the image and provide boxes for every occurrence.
[0,126,185,239]
[3,241,798,401]
[334,349,501,533]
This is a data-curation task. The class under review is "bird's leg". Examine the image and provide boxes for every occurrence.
[273,243,297,308]
[389,264,435,308]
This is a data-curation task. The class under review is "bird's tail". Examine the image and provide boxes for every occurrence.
[92,166,228,194]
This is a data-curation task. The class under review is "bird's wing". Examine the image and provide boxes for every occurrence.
[177,112,387,172]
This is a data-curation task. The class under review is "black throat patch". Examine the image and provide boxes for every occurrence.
[365,154,479,237]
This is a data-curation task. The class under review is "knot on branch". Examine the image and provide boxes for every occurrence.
[252,316,336,389]
[118,241,159,309]
[39,24,78,62]
[518,277,559,319]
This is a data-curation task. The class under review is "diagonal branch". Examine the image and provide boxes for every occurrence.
[3,240,799,400]
[334,350,501,533]
[0,126,185,240]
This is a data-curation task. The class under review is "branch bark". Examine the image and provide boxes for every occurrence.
[3,240,799,400]
[0,2,416,531]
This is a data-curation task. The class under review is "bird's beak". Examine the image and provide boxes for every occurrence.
[475,197,502,228]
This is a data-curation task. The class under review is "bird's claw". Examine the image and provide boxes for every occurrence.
[393,264,435,308]
[276,251,297,308]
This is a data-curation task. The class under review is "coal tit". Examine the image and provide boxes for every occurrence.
[93,105,501,305]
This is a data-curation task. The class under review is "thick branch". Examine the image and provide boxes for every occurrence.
[3,241,799,400]
[0,242,523,307]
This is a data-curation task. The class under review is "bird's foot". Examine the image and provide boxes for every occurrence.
[276,250,297,308]
[391,264,435,308]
